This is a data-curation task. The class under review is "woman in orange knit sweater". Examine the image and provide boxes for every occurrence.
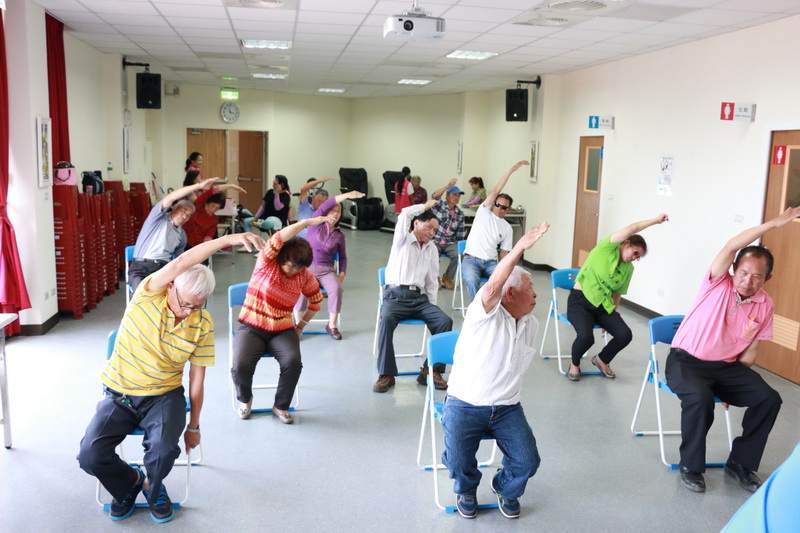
[231,213,336,424]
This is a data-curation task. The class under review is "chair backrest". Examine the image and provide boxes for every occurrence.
[228,282,249,309]
[457,239,467,255]
[378,266,386,287]
[107,329,118,360]
[649,315,685,346]
[551,268,580,290]
[427,331,461,368]
[339,167,368,195]
[125,245,135,262]
[382,170,404,203]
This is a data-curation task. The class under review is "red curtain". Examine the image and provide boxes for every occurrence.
[46,14,70,163]
[0,10,32,335]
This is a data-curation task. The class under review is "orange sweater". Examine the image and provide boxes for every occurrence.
[239,232,322,332]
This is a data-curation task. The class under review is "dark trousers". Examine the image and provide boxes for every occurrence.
[128,260,166,294]
[376,287,453,376]
[566,289,632,366]
[665,348,782,473]
[232,324,302,410]
[77,387,186,502]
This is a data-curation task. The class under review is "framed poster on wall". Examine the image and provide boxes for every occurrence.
[529,140,539,182]
[36,117,53,188]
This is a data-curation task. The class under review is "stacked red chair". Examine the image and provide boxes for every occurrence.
[105,181,133,276]
[53,186,88,319]
[78,193,101,309]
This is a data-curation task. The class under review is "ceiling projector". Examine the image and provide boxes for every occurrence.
[383,13,445,41]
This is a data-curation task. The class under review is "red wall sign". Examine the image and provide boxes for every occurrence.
[773,146,787,165]
[720,102,734,120]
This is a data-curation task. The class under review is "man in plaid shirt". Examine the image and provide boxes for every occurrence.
[430,179,466,290]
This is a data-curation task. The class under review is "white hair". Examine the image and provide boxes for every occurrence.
[503,266,532,294]
[174,264,215,300]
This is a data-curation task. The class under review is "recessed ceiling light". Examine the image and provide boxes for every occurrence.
[318,88,346,93]
[241,40,292,50]
[241,0,283,6]
[548,0,607,12]
[397,79,431,85]
[446,50,499,60]
[252,73,287,79]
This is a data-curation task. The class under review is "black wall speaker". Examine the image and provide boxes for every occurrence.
[136,72,162,109]
[506,88,528,122]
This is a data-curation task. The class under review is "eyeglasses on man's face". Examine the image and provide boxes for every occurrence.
[174,286,206,311]
[493,202,511,211]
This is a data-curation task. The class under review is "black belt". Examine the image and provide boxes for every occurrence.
[385,284,421,293]
[133,258,169,266]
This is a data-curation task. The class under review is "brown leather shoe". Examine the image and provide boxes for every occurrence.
[443,273,454,290]
[272,406,294,424]
[416,367,429,386]
[326,324,342,340]
[432,369,448,390]
[373,375,395,393]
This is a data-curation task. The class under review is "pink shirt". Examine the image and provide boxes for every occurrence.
[672,268,774,363]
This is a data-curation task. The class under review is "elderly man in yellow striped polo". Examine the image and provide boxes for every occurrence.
[78,231,264,523]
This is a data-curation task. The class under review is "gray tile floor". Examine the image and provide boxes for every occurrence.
[2,229,798,532]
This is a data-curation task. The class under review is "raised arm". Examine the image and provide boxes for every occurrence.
[483,160,529,207]
[161,177,219,209]
[432,178,458,200]
[215,183,246,195]
[393,200,435,248]
[609,213,669,244]
[299,177,334,204]
[149,232,265,291]
[710,206,800,277]
[279,214,337,242]
[481,222,550,313]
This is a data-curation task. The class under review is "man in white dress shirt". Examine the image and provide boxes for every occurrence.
[374,200,453,393]
[443,222,550,519]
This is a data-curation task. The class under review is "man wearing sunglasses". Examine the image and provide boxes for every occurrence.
[78,231,265,523]
[462,160,528,300]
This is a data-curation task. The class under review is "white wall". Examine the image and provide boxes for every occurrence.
[7,0,57,326]
[536,14,800,315]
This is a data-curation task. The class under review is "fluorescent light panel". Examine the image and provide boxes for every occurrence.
[397,79,431,85]
[241,40,292,49]
[318,88,346,93]
[446,50,499,60]
[252,72,287,79]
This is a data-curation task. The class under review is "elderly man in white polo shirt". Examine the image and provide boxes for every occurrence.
[462,160,528,300]
[442,221,550,519]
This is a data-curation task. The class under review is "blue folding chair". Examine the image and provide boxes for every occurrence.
[372,267,428,375]
[228,283,299,414]
[303,252,341,335]
[124,246,135,305]
[96,330,193,510]
[416,331,498,513]
[451,240,489,317]
[630,315,733,469]
[538,268,606,376]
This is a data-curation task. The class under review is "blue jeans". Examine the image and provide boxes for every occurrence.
[243,216,282,233]
[461,255,496,300]
[442,397,540,499]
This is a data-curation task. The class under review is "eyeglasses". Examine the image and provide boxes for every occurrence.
[174,286,206,311]
[493,203,511,211]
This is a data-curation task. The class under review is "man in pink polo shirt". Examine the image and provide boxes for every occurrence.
[666,206,800,494]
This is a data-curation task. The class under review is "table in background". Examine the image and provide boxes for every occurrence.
[462,206,527,243]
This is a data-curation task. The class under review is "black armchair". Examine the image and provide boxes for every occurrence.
[338,168,384,231]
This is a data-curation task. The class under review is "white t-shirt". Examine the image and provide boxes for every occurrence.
[464,204,512,261]
[447,288,539,406]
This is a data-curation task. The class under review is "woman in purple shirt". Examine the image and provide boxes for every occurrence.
[295,190,364,339]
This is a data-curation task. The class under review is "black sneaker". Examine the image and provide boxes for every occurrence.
[109,465,144,521]
[143,484,174,523]
[416,367,428,386]
[491,475,521,519]
[456,493,478,519]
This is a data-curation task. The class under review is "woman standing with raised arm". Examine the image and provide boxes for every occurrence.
[566,214,669,381]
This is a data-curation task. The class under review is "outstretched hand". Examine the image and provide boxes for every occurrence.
[772,206,800,228]
[519,222,550,250]
[229,231,265,253]
[510,160,530,172]
[345,190,365,200]
[654,213,669,224]
[424,199,438,210]
[199,177,222,190]
[308,214,338,227]
[447,178,458,188]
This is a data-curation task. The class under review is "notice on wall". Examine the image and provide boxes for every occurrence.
[657,155,674,196]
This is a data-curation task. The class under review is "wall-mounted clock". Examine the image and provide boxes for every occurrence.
[220,101,240,123]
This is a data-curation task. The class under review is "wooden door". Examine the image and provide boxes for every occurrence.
[571,136,604,267]
[758,130,800,384]
[238,131,266,215]
[186,128,227,182]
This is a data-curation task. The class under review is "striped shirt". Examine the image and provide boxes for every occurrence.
[239,232,323,332]
[101,274,215,395]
